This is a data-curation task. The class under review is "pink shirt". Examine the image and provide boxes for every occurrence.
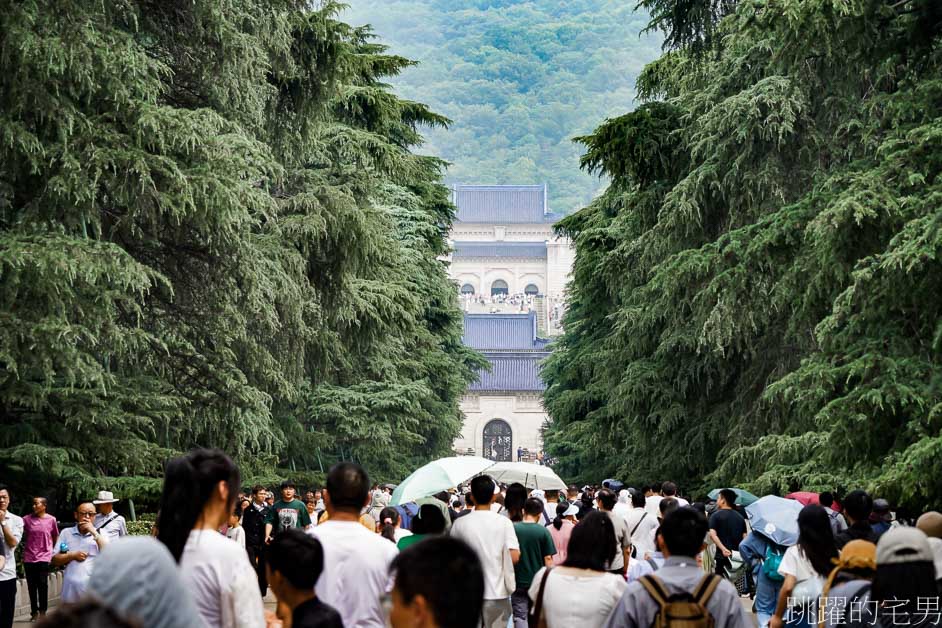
[548,520,574,566]
[23,514,58,563]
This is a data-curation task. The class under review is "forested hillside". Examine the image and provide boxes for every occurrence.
[342,0,662,213]
[543,0,942,509]
[0,0,484,503]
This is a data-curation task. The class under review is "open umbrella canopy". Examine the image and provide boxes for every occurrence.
[708,488,760,506]
[391,456,493,506]
[746,495,804,546]
[785,491,842,512]
[485,461,567,490]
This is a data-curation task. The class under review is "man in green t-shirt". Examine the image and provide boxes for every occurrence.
[265,480,312,541]
[512,497,556,627]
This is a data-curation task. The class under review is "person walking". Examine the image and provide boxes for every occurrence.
[603,507,751,628]
[310,462,398,628]
[770,505,837,628]
[0,486,23,628]
[511,498,556,627]
[266,529,343,628]
[266,480,312,540]
[52,501,109,603]
[241,485,271,597]
[398,504,448,550]
[624,491,658,562]
[738,530,786,628]
[834,490,878,549]
[709,488,748,578]
[529,511,627,628]
[450,475,521,628]
[596,489,632,576]
[92,491,127,542]
[22,496,58,621]
[818,492,847,536]
[156,448,265,628]
[547,502,578,566]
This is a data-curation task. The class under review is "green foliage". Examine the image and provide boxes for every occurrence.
[341,0,663,213]
[0,0,480,507]
[544,0,942,510]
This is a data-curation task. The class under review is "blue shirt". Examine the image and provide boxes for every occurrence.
[738,532,783,616]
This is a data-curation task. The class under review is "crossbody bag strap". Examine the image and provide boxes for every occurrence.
[630,512,648,537]
[95,514,118,532]
[529,568,553,628]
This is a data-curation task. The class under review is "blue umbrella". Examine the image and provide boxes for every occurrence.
[745,495,803,546]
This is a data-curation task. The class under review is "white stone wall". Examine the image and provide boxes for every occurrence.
[456,392,547,460]
[546,236,575,298]
[450,258,548,296]
[451,223,556,242]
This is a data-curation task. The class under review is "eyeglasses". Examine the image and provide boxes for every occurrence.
[76,511,96,518]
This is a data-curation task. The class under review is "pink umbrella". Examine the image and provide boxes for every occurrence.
[785,491,842,512]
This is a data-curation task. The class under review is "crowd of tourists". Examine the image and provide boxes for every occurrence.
[1,454,941,628]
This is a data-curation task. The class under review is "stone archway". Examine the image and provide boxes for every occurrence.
[482,419,512,462]
[490,279,509,296]
[460,283,475,295]
[524,283,540,296]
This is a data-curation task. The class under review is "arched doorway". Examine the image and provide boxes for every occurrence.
[460,283,475,295]
[490,279,509,296]
[482,419,512,462]
[524,283,539,296]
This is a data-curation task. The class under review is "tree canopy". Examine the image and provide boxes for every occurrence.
[342,0,663,213]
[543,0,942,509]
[0,0,484,505]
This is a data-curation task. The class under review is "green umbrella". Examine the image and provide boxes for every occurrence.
[708,487,760,506]
[391,456,494,506]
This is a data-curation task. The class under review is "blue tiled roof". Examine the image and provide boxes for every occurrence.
[452,241,547,259]
[469,352,549,392]
[462,313,549,350]
[453,185,560,224]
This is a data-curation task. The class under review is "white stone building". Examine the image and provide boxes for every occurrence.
[446,185,574,462]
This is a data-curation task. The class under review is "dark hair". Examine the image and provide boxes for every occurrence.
[36,598,140,628]
[503,483,527,522]
[411,504,447,535]
[266,529,325,590]
[463,492,474,507]
[660,507,709,558]
[552,501,569,530]
[280,480,295,490]
[251,485,266,496]
[470,476,495,507]
[651,482,662,494]
[156,448,240,562]
[640,485,652,495]
[325,462,369,512]
[596,488,616,511]
[524,497,544,518]
[379,507,400,542]
[564,511,616,571]
[797,505,838,576]
[545,490,559,501]
[819,492,834,508]
[661,481,678,496]
[842,490,873,522]
[718,489,738,507]
[0,485,9,496]
[391,537,484,628]
[659,497,679,518]
[871,562,939,619]
[631,491,646,508]
[33,496,48,506]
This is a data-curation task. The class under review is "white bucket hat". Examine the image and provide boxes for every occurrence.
[93,490,120,505]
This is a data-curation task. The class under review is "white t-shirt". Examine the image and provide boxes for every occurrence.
[311,520,398,628]
[94,512,127,542]
[180,529,265,628]
[225,525,246,549]
[644,495,663,517]
[450,509,520,599]
[777,545,817,582]
[0,513,23,581]
[624,508,658,560]
[58,526,100,602]
[393,528,413,543]
[527,566,626,628]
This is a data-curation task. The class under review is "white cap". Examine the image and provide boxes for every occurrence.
[563,503,580,517]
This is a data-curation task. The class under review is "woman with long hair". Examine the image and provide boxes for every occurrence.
[503,483,527,522]
[156,449,264,628]
[770,505,838,628]
[548,502,578,566]
[527,511,627,627]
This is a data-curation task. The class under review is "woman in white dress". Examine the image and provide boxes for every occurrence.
[528,511,627,628]
[156,449,265,628]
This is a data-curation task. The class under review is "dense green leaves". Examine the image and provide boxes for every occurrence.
[342,0,662,213]
[544,0,942,509]
[0,0,481,506]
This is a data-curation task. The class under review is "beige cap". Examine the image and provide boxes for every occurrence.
[916,511,942,539]
[876,527,933,566]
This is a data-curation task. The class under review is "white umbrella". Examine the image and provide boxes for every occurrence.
[391,456,494,506]
[485,461,567,490]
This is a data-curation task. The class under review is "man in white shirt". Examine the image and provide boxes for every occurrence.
[596,489,633,575]
[624,491,658,561]
[0,485,24,628]
[51,502,109,603]
[450,475,520,628]
[660,482,689,508]
[311,462,398,628]
[92,491,127,542]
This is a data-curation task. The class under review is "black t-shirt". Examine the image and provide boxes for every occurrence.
[292,598,344,628]
[709,508,747,551]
